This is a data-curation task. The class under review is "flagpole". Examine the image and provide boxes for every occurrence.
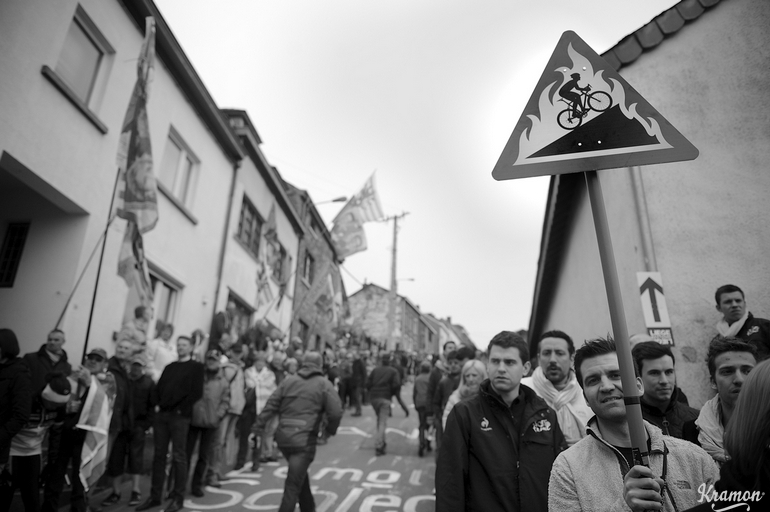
[82,167,122,361]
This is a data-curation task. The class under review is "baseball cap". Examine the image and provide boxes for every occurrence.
[131,353,148,366]
[87,348,108,361]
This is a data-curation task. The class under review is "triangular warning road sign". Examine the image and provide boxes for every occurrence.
[492,31,698,181]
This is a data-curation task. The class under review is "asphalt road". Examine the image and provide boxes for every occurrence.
[32,380,437,512]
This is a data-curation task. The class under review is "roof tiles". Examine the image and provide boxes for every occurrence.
[601,0,722,70]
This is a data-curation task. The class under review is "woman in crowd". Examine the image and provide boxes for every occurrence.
[442,359,487,429]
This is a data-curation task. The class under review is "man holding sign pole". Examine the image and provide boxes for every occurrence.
[548,337,719,511]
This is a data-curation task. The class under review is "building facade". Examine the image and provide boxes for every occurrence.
[528,0,770,408]
[281,181,347,351]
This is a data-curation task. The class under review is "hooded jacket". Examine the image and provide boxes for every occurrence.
[192,369,231,428]
[640,386,700,439]
[436,380,566,512]
[548,418,720,512]
[0,330,32,465]
[256,363,342,451]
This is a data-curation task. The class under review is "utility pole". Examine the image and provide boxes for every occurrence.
[385,212,408,351]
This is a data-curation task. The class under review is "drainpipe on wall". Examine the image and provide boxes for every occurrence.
[212,159,240,327]
[631,166,657,272]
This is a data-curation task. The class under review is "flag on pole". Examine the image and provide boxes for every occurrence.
[276,253,293,309]
[256,205,277,308]
[332,173,385,225]
[330,173,384,258]
[117,221,154,305]
[114,17,158,234]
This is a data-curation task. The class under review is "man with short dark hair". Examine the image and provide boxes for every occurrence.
[521,330,592,446]
[437,331,565,512]
[549,337,719,512]
[683,336,757,465]
[366,353,401,456]
[714,284,770,361]
[136,336,204,512]
[632,341,698,440]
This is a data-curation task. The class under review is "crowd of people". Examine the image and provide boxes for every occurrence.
[2,283,769,512]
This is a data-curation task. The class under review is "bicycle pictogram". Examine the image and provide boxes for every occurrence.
[557,73,612,130]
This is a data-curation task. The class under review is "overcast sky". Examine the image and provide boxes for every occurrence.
[154,0,680,348]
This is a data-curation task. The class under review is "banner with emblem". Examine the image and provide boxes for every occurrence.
[114,17,158,234]
[330,172,385,259]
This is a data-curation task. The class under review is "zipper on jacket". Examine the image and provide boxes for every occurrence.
[662,419,670,436]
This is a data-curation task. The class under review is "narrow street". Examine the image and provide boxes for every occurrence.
[94,381,434,512]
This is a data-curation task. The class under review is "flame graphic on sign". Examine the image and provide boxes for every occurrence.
[515,43,672,164]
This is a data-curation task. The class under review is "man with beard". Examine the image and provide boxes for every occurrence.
[683,337,757,465]
[632,341,698,440]
[521,330,592,446]
[548,337,719,512]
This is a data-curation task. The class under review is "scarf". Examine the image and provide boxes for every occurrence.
[530,366,593,446]
[696,395,727,464]
[76,376,113,491]
[716,310,749,337]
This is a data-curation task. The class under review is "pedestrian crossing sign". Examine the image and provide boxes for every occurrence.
[492,31,698,181]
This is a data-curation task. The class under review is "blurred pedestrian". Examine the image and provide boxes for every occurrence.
[0,328,33,506]
[441,359,487,429]
[366,353,401,456]
[255,352,342,512]
[117,306,152,357]
[412,360,432,456]
[146,322,176,383]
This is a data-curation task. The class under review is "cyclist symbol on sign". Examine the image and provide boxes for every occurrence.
[557,72,612,130]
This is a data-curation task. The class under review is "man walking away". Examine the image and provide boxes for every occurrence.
[255,352,342,512]
[136,336,204,512]
[412,360,432,456]
[366,353,401,456]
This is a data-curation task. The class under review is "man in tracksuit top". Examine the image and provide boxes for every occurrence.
[436,331,566,512]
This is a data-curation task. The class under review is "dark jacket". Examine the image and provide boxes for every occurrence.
[107,357,131,433]
[736,312,770,361]
[153,358,205,417]
[256,364,342,451]
[351,358,366,386]
[412,373,431,409]
[22,345,72,407]
[426,366,442,415]
[366,364,400,401]
[0,351,32,465]
[433,373,461,417]
[436,380,566,512]
[131,374,155,430]
[640,387,700,439]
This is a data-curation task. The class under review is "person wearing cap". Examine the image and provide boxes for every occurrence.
[102,348,155,507]
[1,371,68,512]
[176,349,229,498]
[366,352,402,456]
[205,342,246,487]
[255,351,342,512]
[42,346,114,512]
[136,336,204,512]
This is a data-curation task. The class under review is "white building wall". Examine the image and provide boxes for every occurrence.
[217,156,300,336]
[0,0,237,359]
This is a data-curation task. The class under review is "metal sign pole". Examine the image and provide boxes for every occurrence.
[584,170,649,466]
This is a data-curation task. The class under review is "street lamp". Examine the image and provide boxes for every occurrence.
[315,196,347,205]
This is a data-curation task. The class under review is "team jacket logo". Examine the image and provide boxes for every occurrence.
[480,417,492,432]
[747,326,759,336]
[532,419,552,433]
